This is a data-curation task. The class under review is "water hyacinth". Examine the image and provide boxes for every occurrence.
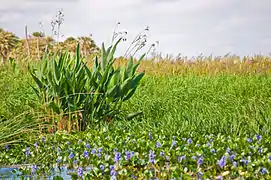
[160,151,164,157]
[83,150,89,158]
[91,149,96,155]
[149,150,156,164]
[125,151,133,160]
[31,165,37,175]
[77,167,83,177]
[247,138,253,143]
[171,140,177,147]
[156,141,161,148]
[73,160,77,165]
[86,143,91,149]
[114,152,121,163]
[217,155,227,168]
[100,164,105,171]
[197,157,204,167]
[261,167,268,174]
[5,145,8,150]
[210,149,216,153]
[187,138,193,144]
[41,137,45,142]
[66,141,70,145]
[68,152,74,159]
[25,147,30,156]
[240,159,248,165]
[226,148,231,154]
[229,154,235,162]
[148,132,153,140]
[256,134,262,141]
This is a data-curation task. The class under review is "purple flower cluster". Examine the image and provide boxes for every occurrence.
[217,155,226,168]
[77,167,83,177]
[25,147,30,156]
[114,152,121,163]
[149,150,156,164]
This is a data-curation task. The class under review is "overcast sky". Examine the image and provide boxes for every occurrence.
[0,0,271,58]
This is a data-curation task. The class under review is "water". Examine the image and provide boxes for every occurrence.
[0,166,77,180]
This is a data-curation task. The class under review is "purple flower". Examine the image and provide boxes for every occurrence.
[57,158,61,163]
[156,141,161,148]
[110,165,115,171]
[166,156,170,161]
[100,164,104,171]
[233,161,238,167]
[261,167,268,174]
[68,152,74,159]
[148,132,153,140]
[57,147,61,152]
[25,147,30,156]
[256,134,262,141]
[268,156,271,162]
[125,151,132,161]
[209,139,213,142]
[5,145,8,150]
[110,169,117,177]
[171,141,177,147]
[246,138,252,143]
[77,167,83,177]
[206,143,211,147]
[198,171,203,177]
[85,144,91,150]
[131,175,136,179]
[210,149,216,153]
[192,156,197,160]
[217,175,223,180]
[73,160,77,165]
[31,165,37,175]
[240,159,248,165]
[180,155,186,161]
[42,137,45,142]
[217,156,226,168]
[114,148,118,152]
[149,150,156,164]
[258,147,262,153]
[97,153,101,158]
[34,143,38,148]
[226,148,231,154]
[83,150,89,158]
[98,148,102,153]
[197,157,203,167]
[66,141,70,145]
[114,152,121,163]
[160,151,164,157]
[187,138,193,144]
[229,154,235,162]
[91,149,96,154]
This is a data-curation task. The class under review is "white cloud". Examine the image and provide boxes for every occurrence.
[0,0,271,57]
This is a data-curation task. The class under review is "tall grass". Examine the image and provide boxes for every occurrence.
[119,74,271,136]
[0,55,271,137]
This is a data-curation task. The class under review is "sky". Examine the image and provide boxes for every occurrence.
[0,0,271,58]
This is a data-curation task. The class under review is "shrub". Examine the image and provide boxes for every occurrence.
[28,38,145,132]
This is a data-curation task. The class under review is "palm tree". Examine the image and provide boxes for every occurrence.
[0,28,19,64]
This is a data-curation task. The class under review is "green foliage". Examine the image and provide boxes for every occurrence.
[1,129,271,179]
[28,39,145,131]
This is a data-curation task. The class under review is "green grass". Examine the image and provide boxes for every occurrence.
[120,74,271,136]
[1,66,271,136]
